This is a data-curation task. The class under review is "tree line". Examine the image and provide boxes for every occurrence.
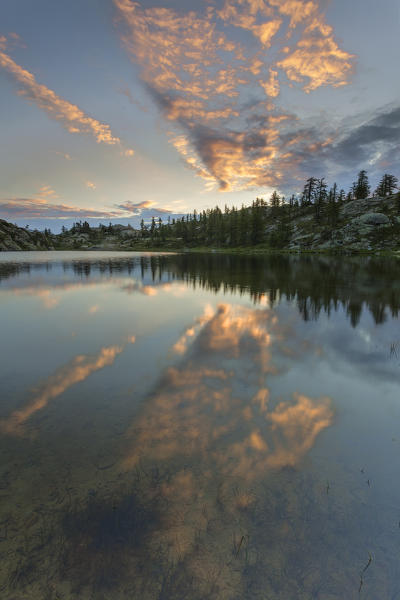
[139,170,399,248]
[59,170,399,249]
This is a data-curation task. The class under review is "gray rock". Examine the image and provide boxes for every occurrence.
[341,197,385,218]
[359,212,389,226]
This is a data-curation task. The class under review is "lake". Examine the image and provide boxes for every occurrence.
[0,251,399,599]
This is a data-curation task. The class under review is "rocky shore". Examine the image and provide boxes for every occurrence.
[1,194,399,253]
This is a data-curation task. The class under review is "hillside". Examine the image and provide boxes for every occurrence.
[0,219,54,251]
[0,193,399,253]
[284,194,400,251]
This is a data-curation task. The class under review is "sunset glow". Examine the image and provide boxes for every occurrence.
[0,1,399,229]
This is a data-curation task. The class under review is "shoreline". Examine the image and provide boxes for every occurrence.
[1,245,400,257]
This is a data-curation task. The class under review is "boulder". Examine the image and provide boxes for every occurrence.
[359,213,389,226]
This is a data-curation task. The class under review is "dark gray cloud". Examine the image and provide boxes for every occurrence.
[328,105,400,168]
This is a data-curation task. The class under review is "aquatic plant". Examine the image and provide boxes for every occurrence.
[59,484,160,594]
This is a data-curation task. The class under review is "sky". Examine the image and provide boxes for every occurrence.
[0,0,399,231]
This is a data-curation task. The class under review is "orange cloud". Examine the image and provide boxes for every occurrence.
[38,184,59,199]
[269,0,318,28]
[0,47,129,148]
[114,0,355,191]
[164,97,239,123]
[277,28,355,92]
[114,0,245,100]
[260,68,280,97]
[172,132,282,191]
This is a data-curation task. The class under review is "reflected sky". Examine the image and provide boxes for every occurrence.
[0,251,400,599]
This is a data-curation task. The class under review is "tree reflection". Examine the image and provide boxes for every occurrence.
[1,253,399,327]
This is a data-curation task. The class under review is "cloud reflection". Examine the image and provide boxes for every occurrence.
[0,337,135,436]
[119,302,332,573]
[123,303,332,476]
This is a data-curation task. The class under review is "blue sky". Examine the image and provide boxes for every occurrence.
[0,0,399,231]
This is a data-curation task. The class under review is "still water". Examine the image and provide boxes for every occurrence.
[0,251,399,599]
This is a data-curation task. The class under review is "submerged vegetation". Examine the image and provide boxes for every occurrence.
[1,452,397,599]
[1,251,400,598]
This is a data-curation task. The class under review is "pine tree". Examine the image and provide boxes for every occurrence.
[302,177,317,206]
[150,217,156,237]
[314,178,327,222]
[375,174,399,197]
[354,170,370,199]
[327,189,340,227]
[239,205,249,245]
[251,197,265,244]
[288,194,296,219]
[396,191,400,214]
[269,191,281,216]
[330,183,338,202]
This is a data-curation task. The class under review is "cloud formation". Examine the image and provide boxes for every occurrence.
[37,184,59,198]
[116,200,170,214]
[0,195,185,225]
[114,0,355,191]
[0,197,122,219]
[0,39,134,152]
[327,105,400,170]
[115,199,184,222]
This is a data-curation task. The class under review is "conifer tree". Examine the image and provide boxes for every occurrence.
[302,177,317,206]
[327,189,340,227]
[239,205,249,245]
[375,174,398,197]
[330,183,338,202]
[150,216,156,237]
[269,190,281,216]
[251,197,265,244]
[314,178,327,222]
[354,170,370,199]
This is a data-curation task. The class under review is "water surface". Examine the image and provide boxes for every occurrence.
[0,251,399,599]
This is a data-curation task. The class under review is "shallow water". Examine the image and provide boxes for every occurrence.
[0,251,399,599]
